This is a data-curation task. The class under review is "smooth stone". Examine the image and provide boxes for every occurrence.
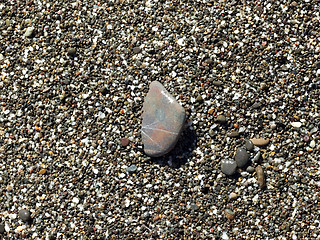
[310,140,316,148]
[120,137,130,147]
[19,209,31,221]
[0,223,4,234]
[235,148,249,168]
[126,165,137,173]
[224,208,235,220]
[221,160,237,176]
[251,102,262,109]
[141,81,185,157]
[216,115,227,124]
[24,27,34,37]
[227,131,239,138]
[250,138,270,146]
[290,122,302,128]
[244,139,254,151]
[212,80,224,86]
[252,151,261,163]
[68,47,77,56]
[256,165,266,189]
[246,166,255,173]
[133,47,141,54]
[0,54,4,61]
[229,192,238,200]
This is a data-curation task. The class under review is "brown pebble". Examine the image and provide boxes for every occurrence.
[229,192,238,200]
[120,138,130,147]
[250,138,270,146]
[38,169,46,175]
[224,208,235,220]
[256,165,266,189]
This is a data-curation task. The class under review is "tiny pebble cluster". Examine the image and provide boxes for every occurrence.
[0,0,320,239]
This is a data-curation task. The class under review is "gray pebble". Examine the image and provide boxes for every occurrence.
[246,166,255,173]
[221,160,237,176]
[68,47,77,56]
[0,223,4,234]
[244,139,254,151]
[19,209,31,221]
[227,131,239,138]
[24,27,34,37]
[235,148,249,168]
[133,47,141,54]
[126,165,137,174]
[252,151,261,163]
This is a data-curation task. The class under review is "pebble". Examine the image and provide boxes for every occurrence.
[256,166,266,189]
[310,140,316,148]
[120,138,130,147]
[250,138,270,146]
[290,122,302,128]
[227,131,239,138]
[38,169,46,175]
[216,115,227,124]
[252,152,261,163]
[19,209,31,222]
[141,81,185,157]
[212,81,224,86]
[126,165,137,174]
[224,208,235,220]
[133,47,142,54]
[244,139,254,151]
[67,47,77,56]
[0,223,4,234]
[229,192,238,200]
[251,102,262,109]
[246,166,255,173]
[24,27,34,37]
[303,135,310,142]
[221,160,237,176]
[235,148,249,168]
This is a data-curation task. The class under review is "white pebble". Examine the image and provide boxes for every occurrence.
[290,122,302,128]
[310,140,316,148]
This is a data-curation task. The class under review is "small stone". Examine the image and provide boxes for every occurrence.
[227,131,239,138]
[126,165,137,173]
[133,47,141,54]
[0,54,4,61]
[252,151,261,163]
[291,1,298,7]
[120,138,130,147]
[235,148,249,168]
[246,166,255,173]
[310,140,316,148]
[195,95,203,103]
[38,169,46,175]
[250,138,270,146]
[5,19,11,26]
[224,209,235,220]
[221,160,237,176]
[256,165,266,189]
[19,209,31,222]
[290,122,302,128]
[229,192,238,200]
[68,47,77,56]
[212,81,223,86]
[244,139,254,151]
[303,135,310,142]
[24,27,34,37]
[0,223,4,234]
[189,204,199,211]
[141,81,185,157]
[251,102,262,109]
[216,115,227,124]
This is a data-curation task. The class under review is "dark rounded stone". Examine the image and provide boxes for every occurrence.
[221,160,237,176]
[0,223,4,234]
[235,148,249,168]
[67,47,76,56]
[133,47,141,54]
[244,139,254,151]
[19,209,31,221]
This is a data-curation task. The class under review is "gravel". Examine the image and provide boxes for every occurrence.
[0,0,319,239]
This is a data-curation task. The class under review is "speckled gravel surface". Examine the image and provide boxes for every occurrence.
[0,1,320,239]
